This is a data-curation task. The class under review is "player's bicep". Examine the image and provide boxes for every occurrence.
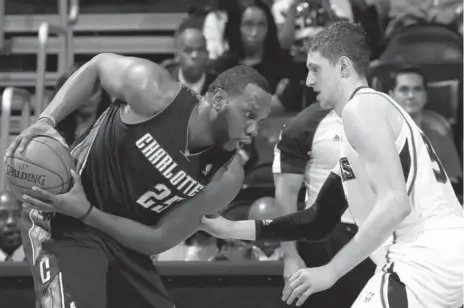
[343,100,408,201]
[93,53,177,116]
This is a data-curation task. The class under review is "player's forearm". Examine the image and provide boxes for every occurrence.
[256,173,346,242]
[84,207,197,255]
[84,157,245,255]
[40,56,102,124]
[329,193,410,280]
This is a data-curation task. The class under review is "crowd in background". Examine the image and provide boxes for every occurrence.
[1,0,462,263]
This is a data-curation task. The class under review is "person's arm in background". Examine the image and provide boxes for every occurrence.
[275,173,307,279]
[203,11,228,60]
[273,0,302,50]
[273,120,308,281]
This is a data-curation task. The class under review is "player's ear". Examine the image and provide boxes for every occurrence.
[339,56,351,79]
[211,88,227,112]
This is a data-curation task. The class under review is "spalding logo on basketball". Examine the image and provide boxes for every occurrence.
[5,135,74,201]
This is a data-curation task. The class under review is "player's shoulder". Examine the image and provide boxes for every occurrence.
[343,90,404,139]
[343,89,400,125]
[124,55,176,87]
[283,103,331,136]
[120,55,180,112]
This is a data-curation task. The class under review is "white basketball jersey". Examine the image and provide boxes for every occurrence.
[339,88,463,244]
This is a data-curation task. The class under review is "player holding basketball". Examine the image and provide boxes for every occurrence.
[201,22,464,308]
[6,54,272,308]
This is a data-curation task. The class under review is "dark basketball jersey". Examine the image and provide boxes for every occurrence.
[71,85,236,226]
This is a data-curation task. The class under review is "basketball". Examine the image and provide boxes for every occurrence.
[5,135,73,200]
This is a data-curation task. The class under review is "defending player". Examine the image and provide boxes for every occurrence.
[201,22,464,308]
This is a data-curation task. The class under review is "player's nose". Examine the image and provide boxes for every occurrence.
[247,121,259,137]
[306,73,315,88]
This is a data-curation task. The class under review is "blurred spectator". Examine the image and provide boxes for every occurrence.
[162,27,216,95]
[210,0,302,112]
[385,0,463,39]
[202,0,245,60]
[247,197,283,261]
[272,0,352,54]
[155,231,218,261]
[0,192,24,262]
[387,65,462,183]
[212,239,256,261]
[351,0,390,60]
[54,66,113,146]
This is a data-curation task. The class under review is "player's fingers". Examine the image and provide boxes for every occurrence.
[16,133,34,154]
[28,186,58,203]
[282,276,302,300]
[285,284,307,305]
[23,202,51,213]
[295,289,313,306]
[22,196,54,212]
[4,136,21,159]
[22,202,49,212]
[288,269,302,284]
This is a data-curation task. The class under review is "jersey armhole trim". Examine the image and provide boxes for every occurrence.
[356,91,418,196]
[118,82,183,127]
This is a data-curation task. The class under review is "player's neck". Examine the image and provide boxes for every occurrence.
[334,78,368,116]
[186,101,215,152]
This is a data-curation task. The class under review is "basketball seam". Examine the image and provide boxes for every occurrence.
[6,177,71,192]
[33,136,72,182]
[7,157,64,187]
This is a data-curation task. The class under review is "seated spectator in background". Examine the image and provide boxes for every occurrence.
[162,27,216,95]
[154,231,219,261]
[385,0,463,39]
[0,192,24,262]
[247,197,283,261]
[54,66,112,146]
[203,0,249,60]
[210,0,302,113]
[272,0,352,55]
[212,238,256,261]
[387,66,462,183]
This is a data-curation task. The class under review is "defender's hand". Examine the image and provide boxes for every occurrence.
[283,254,306,282]
[200,215,234,239]
[282,265,338,306]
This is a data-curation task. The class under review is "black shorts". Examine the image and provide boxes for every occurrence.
[21,208,173,308]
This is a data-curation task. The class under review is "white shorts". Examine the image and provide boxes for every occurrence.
[351,227,464,308]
